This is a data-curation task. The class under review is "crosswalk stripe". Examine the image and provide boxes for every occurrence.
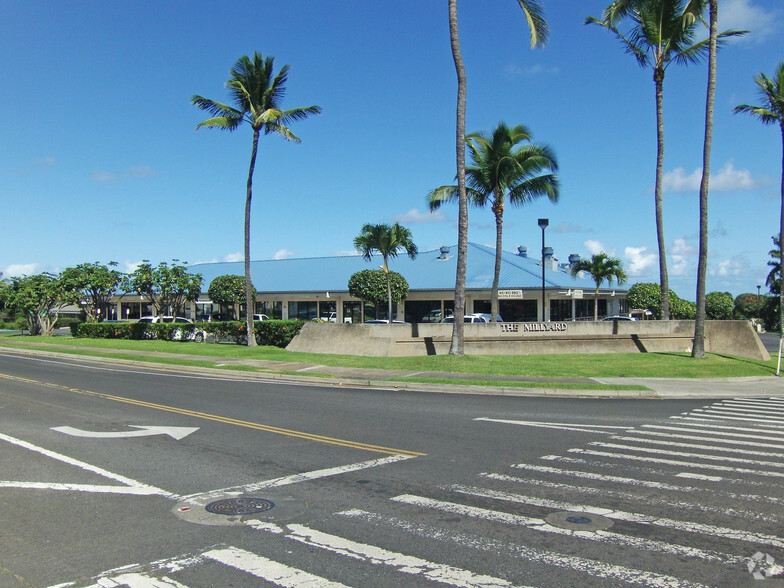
[203,547,348,587]
[282,523,521,587]
[450,485,784,550]
[633,429,784,451]
[681,412,784,425]
[654,421,784,439]
[587,441,784,469]
[389,494,742,564]
[607,434,784,457]
[338,509,709,588]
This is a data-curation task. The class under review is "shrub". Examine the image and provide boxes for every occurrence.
[705,292,734,320]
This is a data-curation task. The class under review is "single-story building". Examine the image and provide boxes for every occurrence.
[142,242,628,324]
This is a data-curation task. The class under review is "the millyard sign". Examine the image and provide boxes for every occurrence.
[501,322,569,333]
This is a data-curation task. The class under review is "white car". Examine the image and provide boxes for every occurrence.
[253,314,269,321]
[137,316,206,342]
[442,313,495,323]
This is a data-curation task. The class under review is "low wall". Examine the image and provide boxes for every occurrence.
[286,320,770,361]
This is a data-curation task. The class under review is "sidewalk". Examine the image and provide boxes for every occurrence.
[2,340,783,399]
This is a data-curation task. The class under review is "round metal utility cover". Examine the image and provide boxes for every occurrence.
[545,511,614,531]
[205,497,274,515]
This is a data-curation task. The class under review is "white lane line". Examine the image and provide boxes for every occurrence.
[389,494,742,565]
[683,412,784,425]
[676,472,724,481]
[567,448,784,479]
[283,523,522,587]
[204,547,348,587]
[661,421,784,438]
[0,432,177,498]
[179,455,412,503]
[587,441,784,469]
[474,417,629,435]
[338,509,707,588]
[633,429,784,451]
[704,404,784,417]
[451,485,784,550]
[80,573,189,587]
[720,399,784,412]
[483,473,778,522]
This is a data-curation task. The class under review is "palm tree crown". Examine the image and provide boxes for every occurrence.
[192,52,321,345]
[428,122,559,322]
[570,252,628,321]
[353,223,418,323]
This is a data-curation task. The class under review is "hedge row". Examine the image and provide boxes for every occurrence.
[71,320,304,347]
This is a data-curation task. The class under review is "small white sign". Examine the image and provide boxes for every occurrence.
[572,289,584,299]
[498,289,523,299]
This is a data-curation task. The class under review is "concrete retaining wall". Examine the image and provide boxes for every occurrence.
[286,320,770,361]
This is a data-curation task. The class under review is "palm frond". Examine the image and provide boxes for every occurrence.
[515,0,549,48]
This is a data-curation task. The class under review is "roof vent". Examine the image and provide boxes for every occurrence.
[438,246,451,260]
[517,246,528,258]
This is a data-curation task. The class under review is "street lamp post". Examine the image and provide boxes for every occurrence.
[538,218,549,322]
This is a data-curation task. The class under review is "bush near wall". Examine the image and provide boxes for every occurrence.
[73,319,304,348]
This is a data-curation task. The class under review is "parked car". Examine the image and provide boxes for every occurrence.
[137,316,206,342]
[441,313,496,323]
[364,319,410,324]
[208,313,236,322]
[253,314,269,321]
[420,309,452,323]
[602,315,637,321]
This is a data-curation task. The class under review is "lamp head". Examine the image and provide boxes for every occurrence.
[538,218,549,229]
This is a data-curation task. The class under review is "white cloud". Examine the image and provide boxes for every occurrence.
[662,161,759,193]
[273,249,295,260]
[121,260,144,273]
[553,222,590,234]
[393,208,447,224]
[624,246,657,275]
[2,263,40,277]
[720,0,780,43]
[223,252,243,262]
[91,166,159,183]
[583,240,616,257]
[670,238,696,276]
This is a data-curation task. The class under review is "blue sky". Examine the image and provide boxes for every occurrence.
[1,0,782,299]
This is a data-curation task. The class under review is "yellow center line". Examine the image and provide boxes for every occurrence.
[0,372,425,457]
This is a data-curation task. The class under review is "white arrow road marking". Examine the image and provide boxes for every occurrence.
[51,425,199,440]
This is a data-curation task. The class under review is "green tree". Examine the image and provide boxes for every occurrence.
[445,0,548,355]
[734,293,766,320]
[347,270,409,314]
[2,273,68,335]
[353,223,417,324]
[705,291,733,320]
[207,275,252,320]
[126,260,202,318]
[59,261,125,322]
[587,0,742,321]
[733,62,784,368]
[428,122,559,323]
[569,253,628,320]
[766,236,782,294]
[192,52,321,346]
[626,282,695,319]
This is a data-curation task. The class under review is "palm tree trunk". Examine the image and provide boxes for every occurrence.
[594,285,600,321]
[244,130,259,347]
[778,124,784,374]
[491,202,503,323]
[693,0,717,359]
[654,70,670,320]
[449,0,467,355]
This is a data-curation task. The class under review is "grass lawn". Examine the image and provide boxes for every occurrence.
[0,334,776,380]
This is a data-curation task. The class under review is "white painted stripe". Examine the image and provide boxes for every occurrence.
[284,523,522,587]
[390,494,742,565]
[633,429,784,451]
[708,403,784,416]
[451,485,784,550]
[180,455,412,503]
[482,473,777,522]
[608,434,784,458]
[568,448,784,479]
[0,432,177,499]
[676,473,723,481]
[474,417,629,435]
[204,547,348,587]
[687,411,784,425]
[661,421,784,438]
[338,508,708,588]
[587,441,784,469]
[84,573,189,587]
[0,481,169,495]
[721,399,784,412]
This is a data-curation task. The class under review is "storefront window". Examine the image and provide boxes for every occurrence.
[288,301,318,320]
[343,301,362,324]
[550,299,573,322]
[258,301,282,320]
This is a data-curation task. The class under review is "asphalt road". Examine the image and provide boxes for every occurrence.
[1,350,783,587]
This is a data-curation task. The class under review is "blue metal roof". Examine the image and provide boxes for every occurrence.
[187,242,604,294]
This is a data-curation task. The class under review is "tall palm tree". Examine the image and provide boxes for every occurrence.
[693,0,717,359]
[353,223,418,324]
[734,62,784,372]
[192,52,321,346]
[587,0,741,321]
[569,253,628,321]
[445,0,548,354]
[428,122,559,322]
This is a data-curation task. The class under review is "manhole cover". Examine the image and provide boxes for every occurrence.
[545,511,614,531]
[205,497,274,515]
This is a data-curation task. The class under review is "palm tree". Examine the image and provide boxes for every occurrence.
[733,62,784,373]
[569,253,628,321]
[192,52,321,346]
[587,0,741,321]
[445,0,548,355]
[353,223,418,324]
[428,122,559,323]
